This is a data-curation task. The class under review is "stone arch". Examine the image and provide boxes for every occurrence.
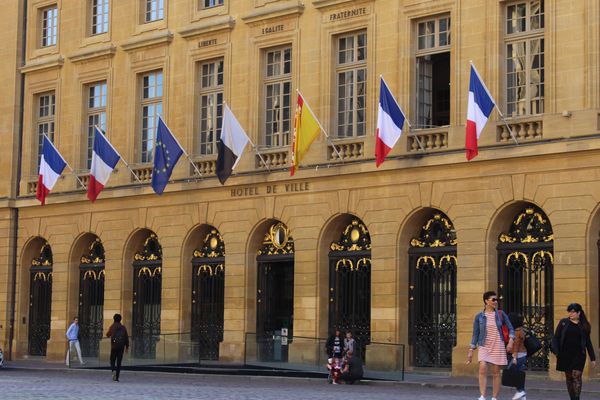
[585,204,600,352]
[67,233,101,329]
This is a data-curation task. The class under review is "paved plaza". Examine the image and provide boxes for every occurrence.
[0,368,595,400]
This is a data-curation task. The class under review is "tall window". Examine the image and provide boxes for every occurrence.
[264,47,292,147]
[202,0,223,9]
[415,16,450,129]
[91,0,109,35]
[36,92,56,167]
[505,1,544,117]
[85,82,107,168]
[140,71,163,163]
[145,0,164,22]
[336,31,367,138]
[198,59,223,155]
[41,6,58,47]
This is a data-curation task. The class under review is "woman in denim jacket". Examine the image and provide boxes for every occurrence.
[467,291,515,400]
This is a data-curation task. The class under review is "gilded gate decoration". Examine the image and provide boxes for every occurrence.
[29,242,53,356]
[409,213,457,368]
[79,238,105,357]
[132,234,162,359]
[256,222,294,362]
[192,229,225,361]
[329,219,371,359]
[498,206,553,371]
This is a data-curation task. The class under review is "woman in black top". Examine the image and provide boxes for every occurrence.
[551,303,596,400]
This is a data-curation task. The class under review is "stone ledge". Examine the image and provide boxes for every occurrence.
[21,55,64,73]
[121,31,174,52]
[179,16,235,38]
[241,1,304,24]
[69,44,117,63]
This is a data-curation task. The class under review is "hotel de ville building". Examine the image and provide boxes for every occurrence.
[1,0,599,379]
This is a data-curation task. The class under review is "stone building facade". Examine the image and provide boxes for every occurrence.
[0,0,599,378]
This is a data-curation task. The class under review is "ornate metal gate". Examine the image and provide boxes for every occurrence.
[408,213,457,368]
[79,238,105,357]
[132,234,162,359]
[28,242,53,356]
[498,206,553,371]
[191,229,225,361]
[256,222,294,362]
[329,219,371,359]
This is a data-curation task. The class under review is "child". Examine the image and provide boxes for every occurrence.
[508,312,527,400]
[326,357,341,384]
[343,330,355,356]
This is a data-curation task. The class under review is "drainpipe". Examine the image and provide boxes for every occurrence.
[8,0,27,361]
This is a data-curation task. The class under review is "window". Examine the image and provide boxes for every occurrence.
[140,71,163,163]
[91,0,109,35]
[36,92,56,167]
[335,31,367,138]
[41,6,58,47]
[201,0,223,9]
[415,16,450,129]
[85,82,107,169]
[198,59,223,155]
[505,1,544,117]
[263,47,292,147]
[145,0,164,22]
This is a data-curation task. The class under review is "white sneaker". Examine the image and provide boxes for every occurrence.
[491,398,497,400]
[512,391,526,400]
[478,396,486,400]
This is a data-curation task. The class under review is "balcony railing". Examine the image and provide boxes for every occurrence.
[497,117,543,143]
[328,139,364,161]
[131,165,153,183]
[407,128,448,152]
[256,148,289,170]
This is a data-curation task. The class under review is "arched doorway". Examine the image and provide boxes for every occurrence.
[256,222,294,362]
[191,228,225,361]
[78,237,105,357]
[497,205,553,371]
[28,241,53,356]
[408,212,457,368]
[328,218,371,359]
[132,233,162,359]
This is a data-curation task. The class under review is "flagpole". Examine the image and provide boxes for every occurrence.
[158,116,204,179]
[43,133,87,189]
[296,89,344,163]
[379,75,425,152]
[468,61,519,146]
[94,126,142,184]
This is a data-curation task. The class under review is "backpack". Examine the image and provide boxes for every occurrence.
[111,326,127,348]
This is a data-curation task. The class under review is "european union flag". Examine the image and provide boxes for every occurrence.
[151,117,184,194]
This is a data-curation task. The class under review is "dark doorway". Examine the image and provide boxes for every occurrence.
[28,242,53,356]
[191,229,225,361]
[256,222,294,362]
[132,234,162,359]
[416,52,450,128]
[408,212,457,368]
[79,238,105,357]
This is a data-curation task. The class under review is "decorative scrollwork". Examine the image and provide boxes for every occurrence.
[137,266,162,277]
[499,207,553,244]
[134,233,162,261]
[193,229,225,258]
[506,251,529,269]
[81,238,105,264]
[330,219,371,252]
[33,271,51,281]
[257,222,294,256]
[31,242,53,267]
[410,213,457,248]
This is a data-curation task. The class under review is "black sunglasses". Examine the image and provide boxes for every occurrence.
[489,298,498,302]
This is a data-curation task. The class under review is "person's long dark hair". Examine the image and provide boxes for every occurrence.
[567,303,591,335]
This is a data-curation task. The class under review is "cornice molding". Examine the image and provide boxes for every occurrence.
[179,16,235,39]
[312,0,364,9]
[68,44,117,63]
[21,55,65,73]
[241,1,304,25]
[121,30,174,52]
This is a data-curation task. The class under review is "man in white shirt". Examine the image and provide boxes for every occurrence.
[65,317,84,365]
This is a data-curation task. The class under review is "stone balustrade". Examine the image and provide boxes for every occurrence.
[256,149,288,169]
[132,165,153,182]
[497,118,543,142]
[328,140,364,161]
[407,130,448,152]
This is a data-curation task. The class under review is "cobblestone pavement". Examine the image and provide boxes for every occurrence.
[0,368,582,400]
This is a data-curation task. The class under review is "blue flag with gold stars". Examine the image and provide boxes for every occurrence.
[151,117,184,194]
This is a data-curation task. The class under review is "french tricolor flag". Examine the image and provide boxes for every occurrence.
[466,64,495,161]
[36,136,67,205]
[375,77,406,167]
[87,127,121,202]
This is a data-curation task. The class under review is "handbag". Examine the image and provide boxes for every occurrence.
[498,310,510,345]
[524,330,542,357]
[501,367,525,388]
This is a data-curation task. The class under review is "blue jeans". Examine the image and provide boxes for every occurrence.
[508,354,527,391]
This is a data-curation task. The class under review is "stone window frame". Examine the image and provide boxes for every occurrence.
[35,92,56,168]
[196,58,224,156]
[84,81,107,169]
[143,0,164,23]
[89,0,109,36]
[40,4,58,47]
[200,0,224,10]
[262,45,293,148]
[139,70,163,164]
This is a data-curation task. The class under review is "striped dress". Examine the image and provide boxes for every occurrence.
[478,311,508,365]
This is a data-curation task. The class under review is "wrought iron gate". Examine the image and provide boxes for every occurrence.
[256,222,294,362]
[28,242,53,356]
[329,219,371,359]
[191,229,225,361]
[498,206,553,371]
[79,238,105,357]
[132,234,162,359]
[408,213,457,368]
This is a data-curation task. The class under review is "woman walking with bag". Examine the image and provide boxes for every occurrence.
[507,313,527,400]
[551,303,596,400]
[467,291,515,400]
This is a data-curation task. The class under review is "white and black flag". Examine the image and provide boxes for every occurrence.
[216,104,250,184]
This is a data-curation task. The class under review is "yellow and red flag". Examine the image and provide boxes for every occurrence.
[290,93,321,176]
